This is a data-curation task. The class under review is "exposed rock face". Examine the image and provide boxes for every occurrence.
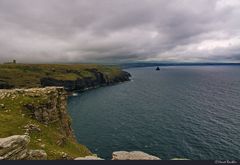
[27,150,47,160]
[40,70,131,92]
[112,151,161,160]
[0,87,74,138]
[0,135,30,160]
[22,87,74,137]
[75,156,104,160]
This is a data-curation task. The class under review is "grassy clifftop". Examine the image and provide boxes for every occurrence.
[0,64,130,90]
[0,87,91,160]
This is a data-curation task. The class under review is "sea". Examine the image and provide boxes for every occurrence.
[68,66,240,160]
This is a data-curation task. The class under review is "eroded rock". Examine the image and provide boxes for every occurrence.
[112,151,160,160]
[23,123,41,134]
[171,158,189,160]
[27,150,47,160]
[75,156,104,160]
[0,135,30,160]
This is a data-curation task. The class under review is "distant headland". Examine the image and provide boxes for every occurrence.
[0,63,131,92]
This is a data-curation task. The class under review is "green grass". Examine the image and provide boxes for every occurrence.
[0,92,92,160]
[0,64,123,88]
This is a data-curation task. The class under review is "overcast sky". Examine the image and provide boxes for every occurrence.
[0,0,240,63]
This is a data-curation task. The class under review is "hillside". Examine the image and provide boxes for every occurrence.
[0,64,131,91]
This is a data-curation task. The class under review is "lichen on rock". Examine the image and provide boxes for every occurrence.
[27,150,47,160]
[0,135,30,160]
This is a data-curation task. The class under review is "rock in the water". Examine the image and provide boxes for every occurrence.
[112,151,160,160]
[0,135,30,160]
[75,156,104,160]
[27,150,47,160]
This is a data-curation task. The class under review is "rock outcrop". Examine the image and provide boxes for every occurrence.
[27,150,47,160]
[75,156,104,160]
[112,151,161,160]
[0,135,48,160]
[0,87,73,137]
[1,87,73,138]
[171,158,189,160]
[0,135,30,160]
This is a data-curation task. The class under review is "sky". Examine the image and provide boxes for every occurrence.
[0,0,240,63]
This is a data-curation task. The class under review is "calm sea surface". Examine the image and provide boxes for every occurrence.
[68,66,240,160]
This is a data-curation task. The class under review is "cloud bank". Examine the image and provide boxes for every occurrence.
[0,0,240,63]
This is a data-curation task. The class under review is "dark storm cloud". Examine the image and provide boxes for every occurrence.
[0,0,240,63]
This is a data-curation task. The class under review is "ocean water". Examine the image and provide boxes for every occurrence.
[68,66,240,160]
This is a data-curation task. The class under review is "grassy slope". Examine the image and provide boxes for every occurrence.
[0,64,123,88]
[0,91,91,160]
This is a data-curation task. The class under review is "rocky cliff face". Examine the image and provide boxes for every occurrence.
[40,70,131,92]
[0,87,91,160]
[0,87,73,138]
[22,87,73,137]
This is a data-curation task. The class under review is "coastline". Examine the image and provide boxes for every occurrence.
[0,64,132,160]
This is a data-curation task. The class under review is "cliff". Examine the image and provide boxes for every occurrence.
[40,69,131,92]
[0,64,131,91]
[0,87,91,160]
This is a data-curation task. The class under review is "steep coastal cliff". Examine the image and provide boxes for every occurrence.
[0,87,91,160]
[0,64,131,91]
[40,69,131,91]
